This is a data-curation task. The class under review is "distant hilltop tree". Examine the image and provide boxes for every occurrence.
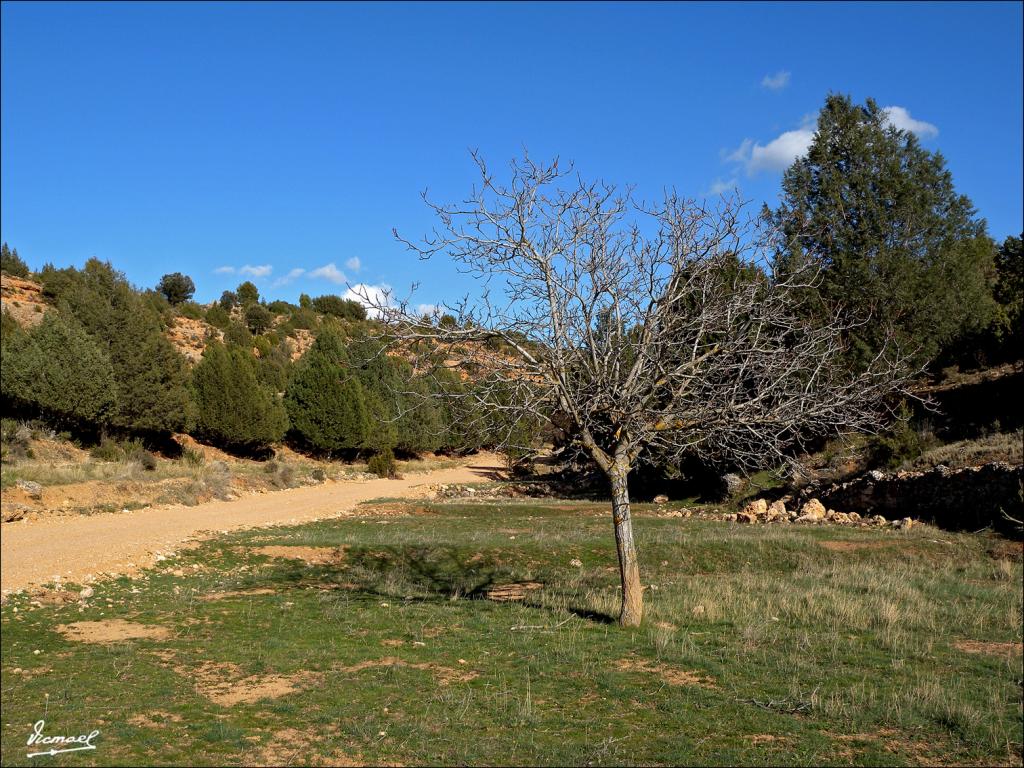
[236,281,260,306]
[1,242,30,278]
[311,294,367,321]
[156,272,196,305]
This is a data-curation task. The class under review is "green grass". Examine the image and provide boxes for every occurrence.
[1,500,1021,766]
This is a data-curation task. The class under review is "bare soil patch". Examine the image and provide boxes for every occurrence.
[186,661,324,706]
[247,727,381,767]
[615,657,716,688]
[57,619,172,643]
[336,656,478,685]
[953,640,1023,658]
[251,545,347,565]
[128,711,183,729]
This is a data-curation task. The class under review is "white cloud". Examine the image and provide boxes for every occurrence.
[345,257,362,272]
[416,303,439,317]
[881,106,938,139]
[761,70,791,91]
[308,263,347,284]
[214,266,236,275]
[707,178,738,196]
[239,264,273,278]
[344,283,393,319]
[726,124,815,175]
[273,268,306,287]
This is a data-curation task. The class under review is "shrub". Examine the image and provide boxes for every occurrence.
[224,321,254,349]
[90,437,123,462]
[245,304,273,335]
[156,272,196,305]
[177,301,205,320]
[368,448,398,478]
[182,446,205,467]
[219,290,238,311]
[289,307,318,330]
[311,295,367,321]
[205,304,232,329]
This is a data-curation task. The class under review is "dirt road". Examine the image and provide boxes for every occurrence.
[0,455,503,594]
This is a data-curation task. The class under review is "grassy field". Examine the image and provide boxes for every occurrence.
[1,499,1021,766]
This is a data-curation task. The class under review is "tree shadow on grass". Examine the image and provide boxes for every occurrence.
[259,544,617,624]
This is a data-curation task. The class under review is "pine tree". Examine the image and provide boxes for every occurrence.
[192,340,288,451]
[1,312,116,429]
[284,328,369,454]
[771,94,997,368]
[0,242,30,278]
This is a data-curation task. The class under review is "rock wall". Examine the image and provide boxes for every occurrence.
[810,462,1023,537]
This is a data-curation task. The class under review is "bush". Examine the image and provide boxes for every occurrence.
[219,290,238,311]
[182,446,205,467]
[156,272,196,305]
[245,304,274,335]
[224,321,253,349]
[1,242,29,277]
[205,304,232,329]
[90,437,123,462]
[368,448,398,478]
[176,301,203,320]
[311,295,367,321]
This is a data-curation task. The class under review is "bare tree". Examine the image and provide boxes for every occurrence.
[361,153,914,627]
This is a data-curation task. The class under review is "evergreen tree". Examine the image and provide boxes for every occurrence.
[236,281,259,306]
[192,340,288,451]
[770,94,997,368]
[992,233,1023,353]
[219,290,238,311]
[244,303,274,334]
[156,272,196,305]
[284,328,369,454]
[37,259,192,434]
[1,312,116,429]
[0,242,30,277]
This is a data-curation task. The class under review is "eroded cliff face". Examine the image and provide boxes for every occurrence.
[808,462,1023,536]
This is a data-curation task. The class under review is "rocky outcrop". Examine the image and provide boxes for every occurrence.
[809,462,1023,537]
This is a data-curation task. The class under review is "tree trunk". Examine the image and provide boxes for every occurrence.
[609,462,643,627]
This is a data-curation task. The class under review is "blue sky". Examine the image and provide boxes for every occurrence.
[2,1,1022,308]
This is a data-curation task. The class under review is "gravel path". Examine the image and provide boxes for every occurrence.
[1,455,503,594]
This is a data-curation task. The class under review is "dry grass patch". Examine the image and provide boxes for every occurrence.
[200,587,278,601]
[128,711,183,729]
[819,540,895,552]
[56,619,171,643]
[336,656,478,685]
[251,545,347,565]
[615,657,716,688]
[953,640,1023,658]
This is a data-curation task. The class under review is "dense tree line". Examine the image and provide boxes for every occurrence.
[0,261,486,459]
[1,93,1020,466]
